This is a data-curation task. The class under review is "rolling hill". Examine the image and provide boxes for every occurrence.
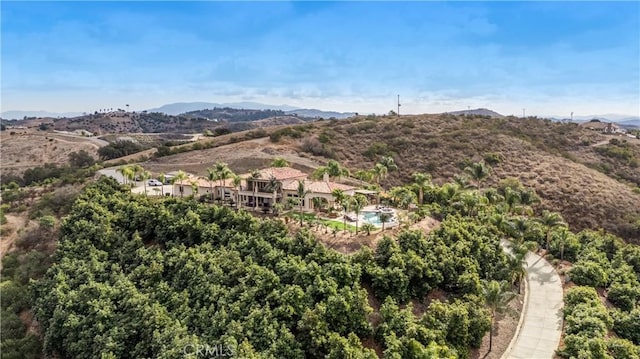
[142,113,640,242]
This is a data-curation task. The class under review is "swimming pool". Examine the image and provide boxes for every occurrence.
[361,210,396,227]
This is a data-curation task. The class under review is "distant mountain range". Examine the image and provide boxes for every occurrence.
[1,101,355,120]
[146,102,355,119]
[2,104,637,126]
[146,102,299,114]
[1,110,84,120]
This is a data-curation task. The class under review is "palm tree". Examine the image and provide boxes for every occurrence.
[440,183,461,205]
[130,164,144,186]
[171,170,188,198]
[455,191,481,217]
[190,180,199,199]
[484,188,503,206]
[139,170,151,195]
[556,227,571,261]
[507,254,527,294]
[207,168,217,202]
[116,165,133,186]
[354,169,374,183]
[389,186,417,209]
[379,212,392,231]
[231,174,242,209]
[483,280,516,353]
[331,189,346,212]
[537,210,566,250]
[271,157,290,167]
[326,160,349,179]
[158,173,166,196]
[518,189,540,215]
[331,188,348,231]
[265,175,281,208]
[464,161,491,192]
[213,162,233,204]
[312,197,326,212]
[453,174,472,190]
[504,188,521,214]
[379,156,398,172]
[361,223,376,236]
[313,160,350,180]
[296,180,311,226]
[412,172,432,205]
[372,163,388,186]
[508,217,530,244]
[490,213,510,235]
[351,194,368,234]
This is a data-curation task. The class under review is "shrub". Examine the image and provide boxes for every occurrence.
[607,282,640,311]
[612,308,640,345]
[606,338,639,359]
[97,140,145,160]
[484,152,502,166]
[300,138,334,158]
[363,142,391,159]
[570,260,609,287]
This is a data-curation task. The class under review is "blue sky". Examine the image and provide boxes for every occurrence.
[2,1,639,116]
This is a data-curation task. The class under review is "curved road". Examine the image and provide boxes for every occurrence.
[502,246,564,359]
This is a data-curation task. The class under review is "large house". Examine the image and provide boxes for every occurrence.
[171,172,235,199]
[169,166,365,212]
[580,120,626,134]
[237,167,358,212]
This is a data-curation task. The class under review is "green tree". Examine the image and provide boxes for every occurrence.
[537,210,566,250]
[68,150,95,168]
[361,223,376,236]
[379,212,392,231]
[207,167,218,202]
[157,173,166,196]
[171,170,188,197]
[231,174,242,209]
[332,189,349,232]
[372,163,388,186]
[379,156,398,172]
[271,157,290,167]
[116,165,134,186]
[296,180,310,226]
[313,160,350,180]
[139,170,151,195]
[411,172,432,205]
[351,194,368,234]
[464,161,491,192]
[482,280,515,352]
[213,162,233,204]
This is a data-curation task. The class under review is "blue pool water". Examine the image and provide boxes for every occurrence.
[361,210,395,226]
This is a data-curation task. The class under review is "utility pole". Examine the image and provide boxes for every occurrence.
[570,111,573,122]
[397,94,401,117]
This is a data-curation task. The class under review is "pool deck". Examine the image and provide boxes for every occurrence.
[345,205,399,228]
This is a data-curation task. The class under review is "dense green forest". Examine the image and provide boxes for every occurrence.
[23,177,514,358]
[3,157,639,358]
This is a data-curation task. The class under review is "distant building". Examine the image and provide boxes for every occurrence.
[579,120,626,134]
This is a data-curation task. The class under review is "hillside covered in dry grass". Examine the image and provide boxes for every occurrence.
[114,113,639,242]
[303,114,640,241]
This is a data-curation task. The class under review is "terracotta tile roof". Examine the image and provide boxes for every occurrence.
[240,167,307,181]
[173,176,235,188]
[282,179,355,194]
